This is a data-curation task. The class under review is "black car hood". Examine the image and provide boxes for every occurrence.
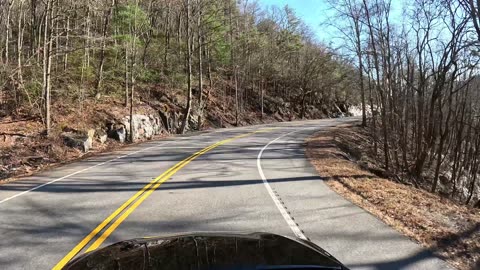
[65,232,347,270]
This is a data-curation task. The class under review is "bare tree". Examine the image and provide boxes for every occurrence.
[179,0,193,134]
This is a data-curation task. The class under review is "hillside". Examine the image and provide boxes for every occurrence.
[307,125,480,270]
[0,79,353,182]
[0,1,361,182]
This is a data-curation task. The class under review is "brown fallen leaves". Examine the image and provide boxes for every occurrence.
[306,125,480,270]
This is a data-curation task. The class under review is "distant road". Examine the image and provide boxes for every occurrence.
[0,118,451,269]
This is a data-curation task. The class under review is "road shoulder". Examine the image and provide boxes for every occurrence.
[305,124,479,270]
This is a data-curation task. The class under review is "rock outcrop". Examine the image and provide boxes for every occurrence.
[120,114,163,141]
[62,113,169,151]
[107,124,126,143]
[96,129,107,144]
[61,132,92,153]
[158,110,182,133]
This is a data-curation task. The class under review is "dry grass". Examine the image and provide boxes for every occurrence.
[306,125,480,270]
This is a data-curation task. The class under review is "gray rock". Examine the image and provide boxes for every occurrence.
[107,126,126,143]
[273,112,283,122]
[116,127,126,143]
[173,112,180,131]
[158,110,170,131]
[120,114,166,140]
[97,134,107,144]
[98,134,107,144]
[95,129,108,144]
[154,117,163,134]
[62,132,92,153]
[106,122,115,132]
[149,115,161,135]
[188,113,198,131]
[121,117,131,135]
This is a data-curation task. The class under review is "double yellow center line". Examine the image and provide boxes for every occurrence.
[53,129,273,270]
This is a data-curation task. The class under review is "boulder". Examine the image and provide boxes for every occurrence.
[150,115,163,135]
[106,122,127,143]
[121,117,130,134]
[273,112,283,122]
[106,122,115,132]
[99,134,108,144]
[62,132,92,153]
[118,114,166,141]
[158,110,170,131]
[87,129,95,140]
[96,129,108,144]
[172,112,180,132]
[107,125,126,143]
[188,112,199,131]
[142,116,154,139]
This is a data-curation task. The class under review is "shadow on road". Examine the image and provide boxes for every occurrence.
[0,126,464,269]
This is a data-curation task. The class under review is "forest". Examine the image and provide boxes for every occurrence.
[0,0,359,132]
[329,0,480,206]
[2,0,480,207]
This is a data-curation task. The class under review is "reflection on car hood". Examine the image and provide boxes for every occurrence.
[65,232,348,270]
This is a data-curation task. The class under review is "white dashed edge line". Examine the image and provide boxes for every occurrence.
[257,128,312,240]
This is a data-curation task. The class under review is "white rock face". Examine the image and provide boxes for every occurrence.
[121,114,163,141]
[348,105,374,117]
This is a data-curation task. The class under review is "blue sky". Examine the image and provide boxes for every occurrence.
[257,0,404,47]
[257,0,333,43]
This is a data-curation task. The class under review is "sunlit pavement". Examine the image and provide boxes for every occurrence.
[0,117,451,269]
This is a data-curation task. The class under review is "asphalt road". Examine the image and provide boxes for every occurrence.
[0,118,452,269]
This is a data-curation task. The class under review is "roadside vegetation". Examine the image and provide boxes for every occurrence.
[307,125,480,270]
[308,1,480,268]
[327,0,480,208]
[0,0,361,181]
[1,0,479,266]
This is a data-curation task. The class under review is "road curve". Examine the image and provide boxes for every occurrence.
[0,118,451,269]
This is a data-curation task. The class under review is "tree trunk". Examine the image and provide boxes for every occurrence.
[17,0,25,91]
[163,2,170,72]
[179,0,192,134]
[363,0,389,170]
[207,42,212,89]
[85,6,90,68]
[234,68,239,125]
[261,79,264,120]
[124,45,129,107]
[300,87,308,119]
[30,0,37,56]
[42,0,53,135]
[354,19,366,127]
[64,16,69,70]
[197,1,204,131]
[5,0,14,66]
[129,0,139,142]
[95,0,114,94]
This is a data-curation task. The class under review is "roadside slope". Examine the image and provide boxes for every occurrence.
[306,124,480,270]
[2,82,349,184]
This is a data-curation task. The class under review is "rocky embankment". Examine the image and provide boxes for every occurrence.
[0,88,356,182]
[60,114,163,153]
